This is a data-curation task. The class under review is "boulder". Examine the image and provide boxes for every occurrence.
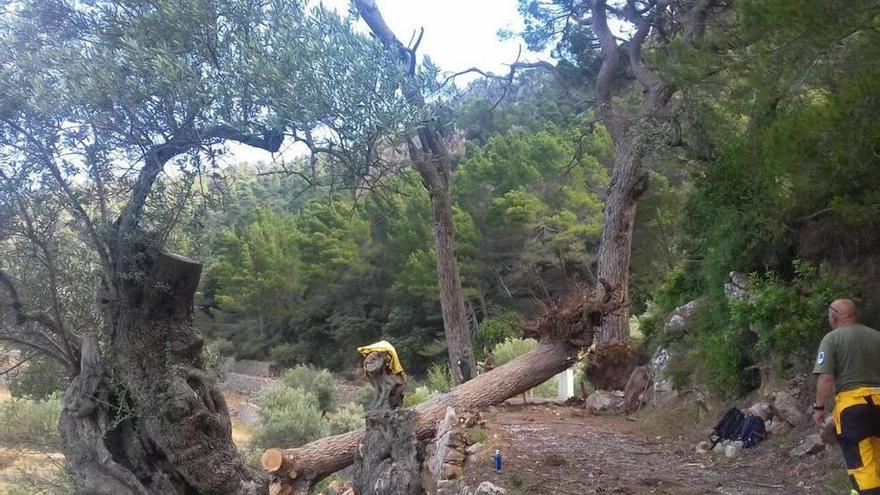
[747,402,773,421]
[789,433,826,457]
[622,365,652,412]
[435,480,461,495]
[820,416,838,445]
[725,441,743,459]
[584,390,618,413]
[771,392,808,428]
[766,419,792,436]
[472,482,507,495]
[466,443,482,456]
[428,407,458,479]
[650,348,677,406]
[724,272,750,302]
[664,300,700,337]
[441,462,463,480]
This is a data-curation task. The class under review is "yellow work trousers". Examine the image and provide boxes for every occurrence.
[834,387,880,494]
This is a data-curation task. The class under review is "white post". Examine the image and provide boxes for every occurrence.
[557,367,574,400]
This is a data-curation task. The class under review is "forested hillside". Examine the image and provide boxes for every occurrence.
[1,0,878,492]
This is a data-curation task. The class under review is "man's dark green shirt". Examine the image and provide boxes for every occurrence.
[813,323,880,393]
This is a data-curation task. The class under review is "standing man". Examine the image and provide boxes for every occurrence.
[813,299,880,494]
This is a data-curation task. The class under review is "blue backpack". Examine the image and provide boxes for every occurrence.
[738,415,767,448]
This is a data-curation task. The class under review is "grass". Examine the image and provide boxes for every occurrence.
[471,428,488,444]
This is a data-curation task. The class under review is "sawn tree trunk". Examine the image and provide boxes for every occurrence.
[60,246,261,495]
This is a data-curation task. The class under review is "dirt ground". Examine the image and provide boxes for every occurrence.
[462,402,849,495]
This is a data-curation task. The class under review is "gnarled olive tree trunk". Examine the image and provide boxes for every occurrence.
[60,246,262,495]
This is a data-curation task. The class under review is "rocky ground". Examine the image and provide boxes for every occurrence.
[460,401,848,495]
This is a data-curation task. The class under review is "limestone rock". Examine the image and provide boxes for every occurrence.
[725,441,743,458]
[789,433,826,457]
[664,300,700,336]
[724,272,750,302]
[747,402,773,421]
[623,365,651,412]
[472,481,507,495]
[820,416,838,445]
[650,348,677,406]
[441,462,463,480]
[584,390,618,413]
[436,479,461,495]
[766,418,792,436]
[771,392,807,428]
[466,443,482,455]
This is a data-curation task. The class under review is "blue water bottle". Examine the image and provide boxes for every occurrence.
[493,449,502,472]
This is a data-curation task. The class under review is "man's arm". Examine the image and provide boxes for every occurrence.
[813,373,835,425]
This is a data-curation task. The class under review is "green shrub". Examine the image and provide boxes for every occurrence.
[426,363,453,392]
[327,403,364,435]
[493,338,556,398]
[652,267,698,314]
[357,383,374,409]
[204,339,234,377]
[269,343,302,368]
[8,357,69,400]
[281,366,337,413]
[637,312,661,350]
[494,337,537,365]
[0,392,63,450]
[731,261,846,359]
[403,385,438,407]
[254,386,328,449]
[474,313,517,357]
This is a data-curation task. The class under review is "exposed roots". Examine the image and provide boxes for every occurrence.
[522,279,624,348]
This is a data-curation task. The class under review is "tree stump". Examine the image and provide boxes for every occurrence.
[353,350,423,495]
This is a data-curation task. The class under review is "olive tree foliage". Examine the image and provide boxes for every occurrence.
[0,0,418,493]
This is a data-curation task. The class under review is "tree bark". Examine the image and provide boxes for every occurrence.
[354,0,475,384]
[60,246,263,495]
[595,144,649,344]
[590,0,675,345]
[426,168,475,384]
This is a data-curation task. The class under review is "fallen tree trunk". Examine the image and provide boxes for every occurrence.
[263,286,619,493]
[263,342,575,492]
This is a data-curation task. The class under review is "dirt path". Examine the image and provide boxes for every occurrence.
[463,403,845,495]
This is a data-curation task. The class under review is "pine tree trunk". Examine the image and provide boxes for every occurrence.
[60,246,260,495]
[426,167,475,385]
[595,143,648,345]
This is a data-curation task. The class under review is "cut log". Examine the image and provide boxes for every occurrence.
[262,449,284,473]
[266,341,579,492]
[263,284,620,492]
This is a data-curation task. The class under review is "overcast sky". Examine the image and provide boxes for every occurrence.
[347,0,536,74]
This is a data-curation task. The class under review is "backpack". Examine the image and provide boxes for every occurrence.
[710,407,745,446]
[738,415,767,448]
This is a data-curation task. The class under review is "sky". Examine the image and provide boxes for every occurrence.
[231,0,544,165]
[347,0,537,75]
